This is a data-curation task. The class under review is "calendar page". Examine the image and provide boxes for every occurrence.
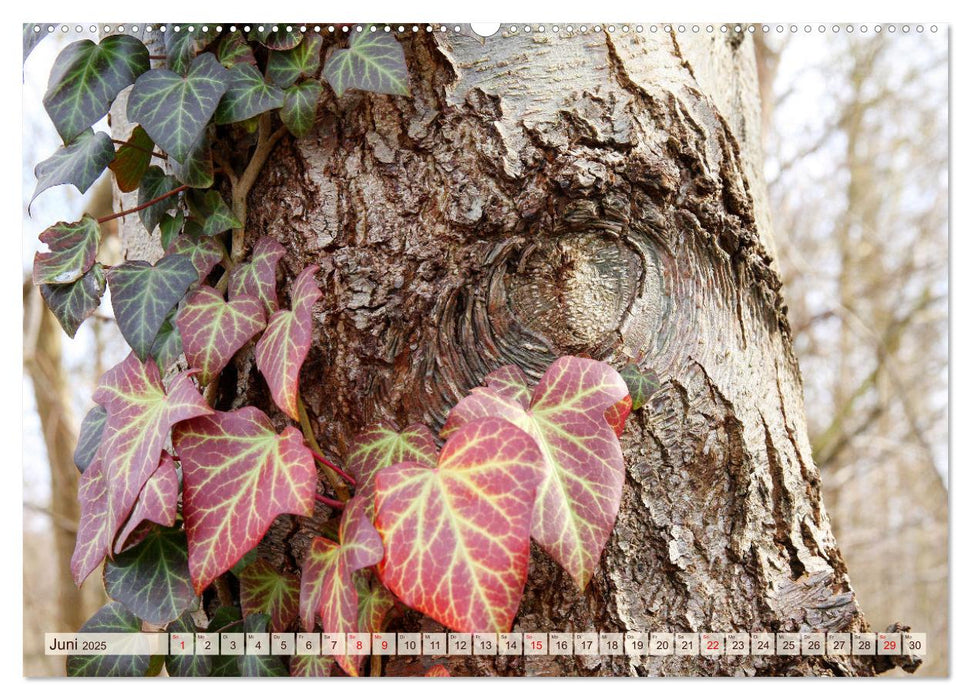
[19,12,949,681]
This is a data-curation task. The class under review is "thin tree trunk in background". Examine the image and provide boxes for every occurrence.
[111,26,921,676]
[23,283,86,633]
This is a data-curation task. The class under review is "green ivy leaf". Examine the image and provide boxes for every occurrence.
[109,126,155,193]
[217,32,257,69]
[32,215,101,286]
[40,263,106,338]
[165,25,219,75]
[323,26,409,98]
[187,189,242,236]
[171,131,214,189]
[73,404,107,473]
[281,80,323,138]
[239,559,300,632]
[159,211,185,252]
[166,611,212,677]
[167,227,227,282]
[239,615,288,676]
[214,63,285,125]
[44,35,149,143]
[31,129,114,207]
[249,26,303,51]
[107,254,198,360]
[208,606,243,677]
[289,655,332,677]
[66,602,151,677]
[619,364,660,411]
[104,526,195,626]
[137,165,180,234]
[128,54,230,162]
[150,306,184,370]
[267,34,322,88]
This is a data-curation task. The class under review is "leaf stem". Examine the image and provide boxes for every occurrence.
[308,448,357,486]
[97,185,189,224]
[110,138,167,159]
[297,394,350,501]
[314,493,345,509]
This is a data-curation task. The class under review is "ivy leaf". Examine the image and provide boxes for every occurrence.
[289,655,332,677]
[128,54,230,163]
[620,364,660,411]
[176,287,265,386]
[74,404,107,473]
[104,525,195,626]
[267,34,322,88]
[426,665,450,677]
[137,165,180,233]
[165,25,218,75]
[217,32,257,69]
[108,254,198,360]
[66,602,151,677]
[281,80,323,138]
[323,26,409,98]
[208,606,244,677]
[166,611,212,677]
[214,63,285,125]
[249,26,303,51]
[604,394,632,438]
[239,614,288,676]
[228,236,285,312]
[150,307,184,370]
[70,354,212,585]
[299,497,383,676]
[31,129,114,206]
[187,189,242,236]
[114,450,180,553]
[159,211,185,251]
[167,228,226,282]
[44,35,149,143]
[375,417,544,633]
[32,215,101,286]
[40,263,106,338]
[239,559,300,632]
[345,422,437,515]
[171,131,214,189]
[255,265,321,420]
[442,358,629,590]
[109,126,155,193]
[173,406,317,593]
[356,576,395,633]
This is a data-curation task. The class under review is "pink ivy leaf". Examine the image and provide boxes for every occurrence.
[228,236,285,313]
[70,453,112,585]
[441,357,629,590]
[70,353,212,585]
[176,286,267,386]
[114,450,180,554]
[239,558,301,632]
[374,417,544,633]
[299,497,383,676]
[255,265,321,420]
[344,422,438,515]
[172,406,317,594]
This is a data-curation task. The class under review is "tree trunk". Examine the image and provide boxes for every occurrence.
[113,26,916,677]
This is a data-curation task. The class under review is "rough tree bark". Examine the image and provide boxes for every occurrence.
[111,25,919,676]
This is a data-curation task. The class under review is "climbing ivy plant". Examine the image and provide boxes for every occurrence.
[26,22,658,677]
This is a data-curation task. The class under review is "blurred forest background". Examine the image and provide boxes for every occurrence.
[21,26,948,676]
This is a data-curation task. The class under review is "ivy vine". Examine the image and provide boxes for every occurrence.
[26,23,658,677]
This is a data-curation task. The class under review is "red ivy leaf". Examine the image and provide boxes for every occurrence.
[71,453,112,586]
[177,286,266,386]
[374,417,544,633]
[255,265,321,420]
[345,422,438,514]
[604,394,633,438]
[426,664,450,677]
[173,406,317,593]
[70,353,212,585]
[299,497,383,676]
[228,236,285,312]
[114,450,180,554]
[441,357,629,590]
[239,559,300,632]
